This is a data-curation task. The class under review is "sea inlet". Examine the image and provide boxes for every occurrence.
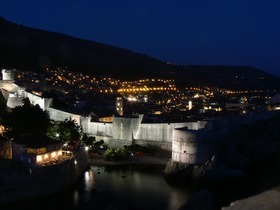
[3,161,280,210]
[2,164,196,210]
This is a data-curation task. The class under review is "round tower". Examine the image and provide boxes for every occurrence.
[172,127,211,165]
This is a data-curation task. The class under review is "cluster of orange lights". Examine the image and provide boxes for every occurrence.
[118,87,177,93]
[36,150,63,163]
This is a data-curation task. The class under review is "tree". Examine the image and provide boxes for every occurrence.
[0,93,7,122]
[1,102,51,140]
[81,133,95,146]
[47,118,82,142]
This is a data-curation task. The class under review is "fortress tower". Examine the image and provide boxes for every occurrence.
[172,127,213,165]
[0,69,16,93]
[0,69,17,101]
[2,69,15,80]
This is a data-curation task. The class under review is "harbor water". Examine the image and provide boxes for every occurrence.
[3,165,196,210]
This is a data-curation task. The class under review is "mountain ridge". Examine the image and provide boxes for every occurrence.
[0,17,279,90]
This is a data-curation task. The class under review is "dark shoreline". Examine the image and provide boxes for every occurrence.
[89,153,170,166]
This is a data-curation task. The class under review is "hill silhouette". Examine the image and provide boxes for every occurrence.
[0,17,279,90]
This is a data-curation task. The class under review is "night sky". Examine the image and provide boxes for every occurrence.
[1,0,280,76]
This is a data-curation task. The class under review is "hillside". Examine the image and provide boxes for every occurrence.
[0,17,279,90]
[166,65,280,90]
[0,17,171,79]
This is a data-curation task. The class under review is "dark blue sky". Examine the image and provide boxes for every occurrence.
[1,0,280,76]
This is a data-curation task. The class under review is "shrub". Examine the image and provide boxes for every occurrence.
[104,148,130,161]
[124,144,157,156]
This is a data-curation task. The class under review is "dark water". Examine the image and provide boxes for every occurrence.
[3,165,197,210]
[4,163,280,210]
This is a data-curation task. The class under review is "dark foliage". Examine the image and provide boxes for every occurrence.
[1,100,51,142]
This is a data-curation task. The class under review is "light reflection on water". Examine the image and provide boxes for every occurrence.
[84,170,94,191]
[3,165,194,210]
[76,165,193,210]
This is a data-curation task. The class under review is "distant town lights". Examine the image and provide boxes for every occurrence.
[44,154,49,159]
[128,96,137,102]
[188,100,193,110]
[36,155,42,162]
[51,152,57,158]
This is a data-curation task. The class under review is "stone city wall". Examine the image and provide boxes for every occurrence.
[112,116,143,141]
[7,97,24,108]
[26,92,53,111]
[112,117,134,141]
[137,122,201,143]
[79,115,213,152]
[47,107,81,125]
[87,122,113,137]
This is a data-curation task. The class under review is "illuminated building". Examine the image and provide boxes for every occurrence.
[116,96,123,116]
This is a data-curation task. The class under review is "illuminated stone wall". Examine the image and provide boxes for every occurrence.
[48,107,81,125]
[172,128,213,164]
[80,116,91,134]
[137,122,198,143]
[87,121,113,137]
[137,123,172,142]
[6,96,24,108]
[112,117,133,141]
[80,115,214,151]
[112,115,143,141]
[6,90,53,109]
[25,92,53,111]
